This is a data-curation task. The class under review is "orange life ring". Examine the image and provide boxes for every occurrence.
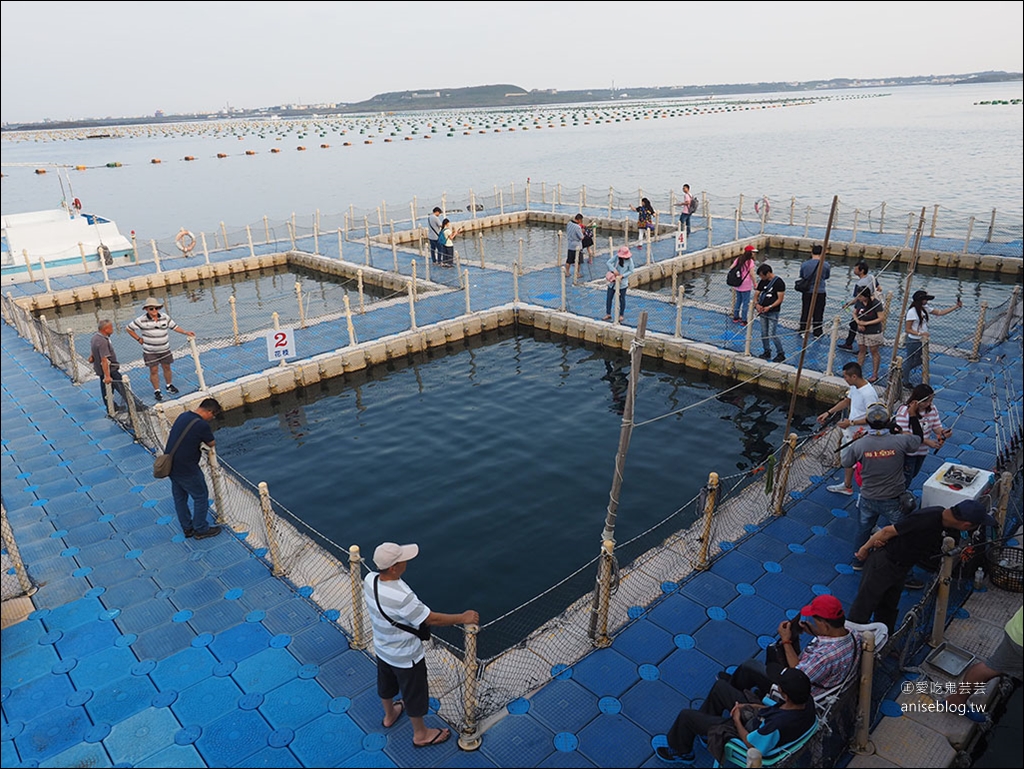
[72,197,82,211]
[754,197,770,217]
[175,229,196,254]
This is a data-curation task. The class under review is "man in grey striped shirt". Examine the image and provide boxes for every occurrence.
[126,297,195,401]
[364,542,478,748]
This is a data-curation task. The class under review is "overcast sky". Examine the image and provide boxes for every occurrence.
[2,1,1021,124]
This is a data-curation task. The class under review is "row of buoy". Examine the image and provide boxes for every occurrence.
[5,93,885,146]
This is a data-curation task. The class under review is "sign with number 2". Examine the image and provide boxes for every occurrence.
[266,327,296,361]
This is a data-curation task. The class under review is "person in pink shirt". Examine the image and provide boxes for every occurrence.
[730,245,758,324]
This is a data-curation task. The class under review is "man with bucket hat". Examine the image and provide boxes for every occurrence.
[849,500,997,633]
[364,543,478,749]
[125,296,195,401]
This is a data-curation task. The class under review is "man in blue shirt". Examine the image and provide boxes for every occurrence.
[657,667,815,766]
[164,398,223,539]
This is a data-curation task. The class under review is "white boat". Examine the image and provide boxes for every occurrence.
[1,206,134,285]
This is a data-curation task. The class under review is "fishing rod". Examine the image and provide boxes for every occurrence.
[990,381,1005,468]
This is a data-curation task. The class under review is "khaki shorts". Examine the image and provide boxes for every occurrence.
[855,332,884,349]
[143,350,174,367]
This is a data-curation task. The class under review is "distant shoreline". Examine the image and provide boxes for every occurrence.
[3,72,1021,133]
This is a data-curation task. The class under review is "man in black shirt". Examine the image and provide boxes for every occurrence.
[848,500,996,633]
[164,398,223,539]
[754,263,786,363]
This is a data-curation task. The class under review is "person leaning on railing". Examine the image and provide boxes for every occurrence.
[903,290,961,388]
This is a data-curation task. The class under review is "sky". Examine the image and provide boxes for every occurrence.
[1,0,1022,124]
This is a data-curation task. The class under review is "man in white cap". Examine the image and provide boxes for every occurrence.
[126,297,195,402]
[364,542,479,749]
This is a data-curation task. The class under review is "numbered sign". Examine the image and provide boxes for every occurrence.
[675,230,688,254]
[267,327,296,361]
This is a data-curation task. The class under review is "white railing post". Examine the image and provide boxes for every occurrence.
[188,335,207,391]
[150,240,162,273]
[963,216,976,254]
[201,232,210,264]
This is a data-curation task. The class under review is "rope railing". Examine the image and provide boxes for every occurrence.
[2,183,1021,742]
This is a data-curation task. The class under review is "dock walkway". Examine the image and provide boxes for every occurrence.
[2,215,1021,768]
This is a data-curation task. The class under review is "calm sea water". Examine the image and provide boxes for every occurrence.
[2,83,1021,240]
[214,332,816,622]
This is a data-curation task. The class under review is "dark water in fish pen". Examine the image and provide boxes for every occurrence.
[37,264,395,366]
[454,220,617,271]
[213,329,819,625]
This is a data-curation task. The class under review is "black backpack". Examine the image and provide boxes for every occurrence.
[726,262,747,288]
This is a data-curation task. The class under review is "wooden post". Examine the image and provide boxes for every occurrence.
[357,270,365,314]
[78,242,90,273]
[149,240,162,273]
[744,299,756,356]
[463,269,471,314]
[560,267,567,312]
[995,471,1013,533]
[612,275,621,326]
[880,291,895,336]
[825,315,841,376]
[220,221,229,250]
[246,225,255,257]
[970,301,988,362]
[67,329,79,383]
[773,433,799,516]
[706,201,713,249]
[930,204,939,238]
[131,231,139,262]
[608,186,614,217]
[337,229,343,261]
[363,216,371,266]
[296,282,306,329]
[695,472,720,570]
[593,540,615,648]
[557,230,564,268]
[737,193,744,221]
[313,213,320,255]
[930,537,957,647]
[188,335,207,391]
[734,208,740,240]
[759,197,767,234]
[477,230,485,269]
[675,290,684,338]
[407,281,417,330]
[381,200,388,227]
[518,238,524,276]
[410,260,418,302]
[513,262,520,305]
[851,209,860,243]
[458,623,482,751]
[343,295,356,346]
[470,189,477,219]
[789,197,795,226]
[201,232,210,264]
[525,179,531,210]
[671,263,678,301]
[258,482,284,576]
[921,338,930,385]
[390,220,398,272]
[851,629,876,756]
[599,312,648,546]
[229,296,240,344]
[985,209,996,243]
[803,207,811,238]
[878,202,886,233]
[38,257,52,294]
[499,189,504,215]
[348,546,370,650]
[206,446,227,525]
[264,215,271,244]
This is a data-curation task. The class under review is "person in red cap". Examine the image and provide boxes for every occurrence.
[726,593,859,701]
[364,542,479,748]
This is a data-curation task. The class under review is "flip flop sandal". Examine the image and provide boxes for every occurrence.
[382,700,404,728]
[413,727,450,748]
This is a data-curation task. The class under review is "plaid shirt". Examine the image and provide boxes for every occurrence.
[797,632,860,697]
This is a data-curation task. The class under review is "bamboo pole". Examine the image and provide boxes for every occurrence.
[247,225,255,257]
[221,221,229,250]
[970,302,988,362]
[150,240,162,273]
[357,270,365,314]
[259,482,284,576]
[188,336,207,391]
[201,232,210,264]
[825,315,841,376]
[773,433,799,516]
[229,296,240,345]
[348,546,370,650]
[458,623,482,750]
[695,473,720,570]
[593,540,615,648]
[851,630,876,756]
[343,295,356,346]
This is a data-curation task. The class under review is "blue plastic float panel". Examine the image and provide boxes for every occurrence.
[480,712,556,767]
[610,618,676,665]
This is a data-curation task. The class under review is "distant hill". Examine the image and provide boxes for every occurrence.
[4,72,1021,131]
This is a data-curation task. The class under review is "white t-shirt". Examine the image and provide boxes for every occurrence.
[905,307,929,339]
[848,382,878,422]
[364,573,431,668]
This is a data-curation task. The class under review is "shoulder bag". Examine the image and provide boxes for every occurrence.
[153,417,200,478]
[373,575,431,641]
